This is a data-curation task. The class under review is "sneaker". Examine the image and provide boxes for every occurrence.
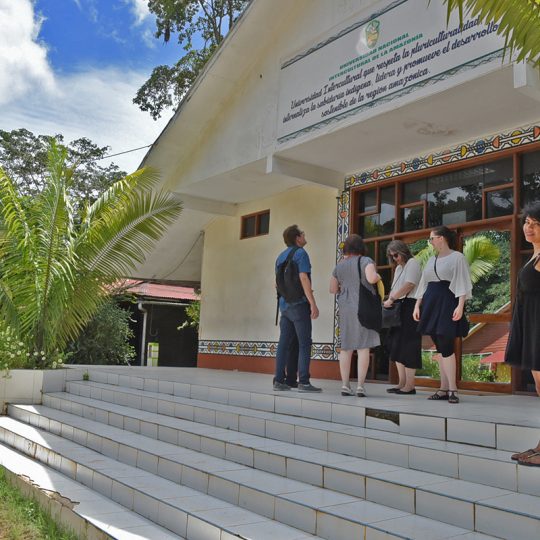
[356,386,366,397]
[273,381,291,391]
[298,383,322,393]
[341,385,353,396]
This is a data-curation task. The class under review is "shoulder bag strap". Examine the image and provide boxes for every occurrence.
[433,255,442,281]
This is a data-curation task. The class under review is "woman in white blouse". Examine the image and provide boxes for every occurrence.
[413,226,472,404]
[384,241,422,395]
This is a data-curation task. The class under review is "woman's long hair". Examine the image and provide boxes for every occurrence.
[386,240,413,265]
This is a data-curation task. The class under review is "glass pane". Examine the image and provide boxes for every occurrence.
[417,338,441,380]
[486,189,513,218]
[361,215,379,238]
[378,239,391,264]
[401,205,424,231]
[359,189,377,213]
[427,169,482,226]
[258,212,270,234]
[483,158,513,187]
[522,151,540,208]
[242,216,256,237]
[380,187,395,234]
[364,241,375,259]
[402,180,426,204]
[464,230,511,315]
[461,324,511,383]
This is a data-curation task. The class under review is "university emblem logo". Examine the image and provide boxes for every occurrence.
[365,20,380,49]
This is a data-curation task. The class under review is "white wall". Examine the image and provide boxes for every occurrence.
[200,184,339,344]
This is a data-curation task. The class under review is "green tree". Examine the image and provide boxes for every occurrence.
[134,0,249,119]
[0,128,125,201]
[0,141,182,367]
[443,0,540,67]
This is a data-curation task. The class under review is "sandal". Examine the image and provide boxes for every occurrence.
[427,390,449,401]
[448,391,459,404]
[518,452,540,467]
[341,385,353,396]
[511,448,539,461]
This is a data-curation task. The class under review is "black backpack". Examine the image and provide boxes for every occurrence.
[275,247,305,323]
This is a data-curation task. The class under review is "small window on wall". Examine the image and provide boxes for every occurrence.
[241,210,270,239]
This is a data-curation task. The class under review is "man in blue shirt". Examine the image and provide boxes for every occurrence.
[274,225,322,392]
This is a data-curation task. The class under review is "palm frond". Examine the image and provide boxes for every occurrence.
[444,0,540,67]
[463,235,500,283]
[414,242,435,268]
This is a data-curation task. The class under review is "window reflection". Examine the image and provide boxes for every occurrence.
[522,151,540,208]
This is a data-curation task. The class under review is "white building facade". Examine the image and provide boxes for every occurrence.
[141,0,540,392]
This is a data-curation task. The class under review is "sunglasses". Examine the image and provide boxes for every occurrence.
[428,235,441,243]
[389,253,400,260]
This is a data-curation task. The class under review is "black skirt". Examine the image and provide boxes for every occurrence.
[417,281,469,338]
[387,298,422,368]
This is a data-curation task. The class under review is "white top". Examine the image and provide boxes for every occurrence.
[415,250,473,300]
[391,257,421,299]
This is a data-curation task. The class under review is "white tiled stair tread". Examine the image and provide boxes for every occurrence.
[0,442,182,540]
[57,383,528,494]
[62,381,522,458]
[81,367,540,429]
[27,398,525,502]
[0,416,494,540]
[0,418,323,540]
[9,404,540,530]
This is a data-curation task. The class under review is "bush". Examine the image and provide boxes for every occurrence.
[0,327,66,372]
[67,300,135,365]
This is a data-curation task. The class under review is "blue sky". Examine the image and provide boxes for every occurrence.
[0,0,180,171]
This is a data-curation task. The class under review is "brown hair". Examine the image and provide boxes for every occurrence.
[343,234,366,256]
[283,224,303,247]
[432,225,457,250]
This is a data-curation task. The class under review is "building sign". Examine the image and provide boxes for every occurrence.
[277,0,506,143]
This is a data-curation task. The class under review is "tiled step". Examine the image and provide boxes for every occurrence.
[0,411,498,540]
[0,416,323,540]
[0,442,182,539]
[60,381,540,497]
[76,371,540,451]
[19,396,540,538]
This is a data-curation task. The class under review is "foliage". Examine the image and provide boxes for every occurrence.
[178,298,200,331]
[67,299,135,365]
[0,140,182,368]
[416,351,501,382]
[443,0,540,68]
[134,0,249,118]
[0,466,78,540]
[0,128,125,201]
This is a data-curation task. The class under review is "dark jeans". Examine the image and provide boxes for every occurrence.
[275,302,312,385]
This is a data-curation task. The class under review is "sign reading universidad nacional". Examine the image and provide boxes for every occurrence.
[277,0,506,143]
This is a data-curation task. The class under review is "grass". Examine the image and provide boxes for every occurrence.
[0,466,79,540]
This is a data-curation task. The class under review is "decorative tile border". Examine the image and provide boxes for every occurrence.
[198,340,335,361]
[345,124,540,189]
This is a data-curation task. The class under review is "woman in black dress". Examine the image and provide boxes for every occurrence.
[413,226,472,404]
[384,241,422,395]
[505,201,540,466]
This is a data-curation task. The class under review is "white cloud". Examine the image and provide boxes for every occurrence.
[0,67,172,172]
[0,0,55,105]
[0,0,171,173]
[125,0,151,26]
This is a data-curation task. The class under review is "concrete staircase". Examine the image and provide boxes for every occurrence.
[0,367,539,539]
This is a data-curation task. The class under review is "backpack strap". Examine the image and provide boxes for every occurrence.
[275,246,300,325]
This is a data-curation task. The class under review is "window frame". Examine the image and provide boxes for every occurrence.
[240,209,270,239]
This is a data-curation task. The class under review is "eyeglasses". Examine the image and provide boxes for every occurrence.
[389,253,400,260]
[428,235,441,243]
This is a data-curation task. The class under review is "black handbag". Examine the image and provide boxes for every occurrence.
[382,301,401,328]
[357,257,382,331]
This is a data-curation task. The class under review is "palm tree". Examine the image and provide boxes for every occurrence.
[443,0,540,67]
[0,141,182,367]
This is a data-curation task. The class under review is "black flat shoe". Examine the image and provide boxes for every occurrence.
[386,387,401,393]
[394,389,416,395]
